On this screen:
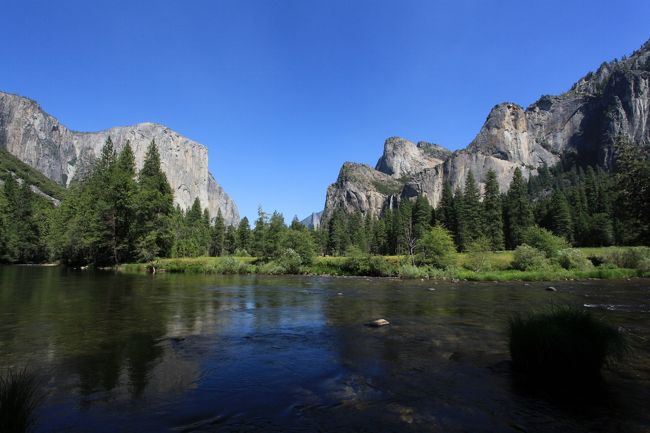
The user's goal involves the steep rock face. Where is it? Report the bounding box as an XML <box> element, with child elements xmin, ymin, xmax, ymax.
<box><xmin>375</xmin><ymin>137</ymin><xmax>449</xmax><ymax>178</ymax></box>
<box><xmin>322</xmin><ymin>39</ymin><xmax>650</xmax><ymax>220</ymax></box>
<box><xmin>0</xmin><ymin>92</ymin><xmax>239</xmax><ymax>225</ymax></box>
<box><xmin>323</xmin><ymin>162</ymin><xmax>403</xmax><ymax>220</ymax></box>
<box><xmin>300</xmin><ymin>211</ymin><xmax>323</xmax><ymax>229</ymax></box>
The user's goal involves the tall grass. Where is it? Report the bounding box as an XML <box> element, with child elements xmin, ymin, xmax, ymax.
<box><xmin>508</xmin><ymin>306</ymin><xmax>627</xmax><ymax>383</ymax></box>
<box><xmin>0</xmin><ymin>369</ymin><xmax>43</xmax><ymax>433</ymax></box>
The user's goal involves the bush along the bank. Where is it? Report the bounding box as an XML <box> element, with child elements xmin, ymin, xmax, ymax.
<box><xmin>508</xmin><ymin>306</ymin><xmax>627</xmax><ymax>383</ymax></box>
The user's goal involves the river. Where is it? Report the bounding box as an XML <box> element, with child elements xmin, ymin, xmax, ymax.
<box><xmin>0</xmin><ymin>266</ymin><xmax>648</xmax><ymax>432</ymax></box>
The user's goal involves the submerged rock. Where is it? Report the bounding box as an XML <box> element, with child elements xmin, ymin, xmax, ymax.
<box><xmin>546</xmin><ymin>286</ymin><xmax>557</xmax><ymax>292</ymax></box>
<box><xmin>366</xmin><ymin>319</ymin><xmax>390</xmax><ymax>327</ymax></box>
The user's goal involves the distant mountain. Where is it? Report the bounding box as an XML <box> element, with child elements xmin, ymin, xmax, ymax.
<box><xmin>323</xmin><ymin>39</ymin><xmax>650</xmax><ymax>220</ymax></box>
<box><xmin>0</xmin><ymin>92</ymin><xmax>239</xmax><ymax>225</ymax></box>
<box><xmin>300</xmin><ymin>211</ymin><xmax>323</xmax><ymax>229</ymax></box>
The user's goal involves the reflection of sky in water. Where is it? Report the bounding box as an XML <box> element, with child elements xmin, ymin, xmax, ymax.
<box><xmin>0</xmin><ymin>268</ymin><xmax>649</xmax><ymax>432</ymax></box>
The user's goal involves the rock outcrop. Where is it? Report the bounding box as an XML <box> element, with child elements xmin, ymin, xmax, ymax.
<box><xmin>0</xmin><ymin>92</ymin><xmax>239</xmax><ymax>225</ymax></box>
<box><xmin>322</xmin><ymin>39</ymin><xmax>650</xmax><ymax>220</ymax></box>
<box><xmin>300</xmin><ymin>211</ymin><xmax>323</xmax><ymax>229</ymax></box>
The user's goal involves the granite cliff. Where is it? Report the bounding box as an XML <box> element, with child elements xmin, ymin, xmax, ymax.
<box><xmin>321</xmin><ymin>39</ymin><xmax>650</xmax><ymax>220</ymax></box>
<box><xmin>0</xmin><ymin>92</ymin><xmax>239</xmax><ymax>225</ymax></box>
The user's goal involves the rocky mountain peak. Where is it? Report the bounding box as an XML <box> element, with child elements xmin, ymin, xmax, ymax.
<box><xmin>0</xmin><ymin>91</ymin><xmax>239</xmax><ymax>225</ymax></box>
<box><xmin>375</xmin><ymin>136</ymin><xmax>447</xmax><ymax>178</ymax></box>
<box><xmin>322</xmin><ymin>38</ymin><xmax>650</xmax><ymax>220</ymax></box>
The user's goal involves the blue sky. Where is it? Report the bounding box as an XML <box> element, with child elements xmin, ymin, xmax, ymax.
<box><xmin>2</xmin><ymin>0</ymin><xmax>649</xmax><ymax>221</ymax></box>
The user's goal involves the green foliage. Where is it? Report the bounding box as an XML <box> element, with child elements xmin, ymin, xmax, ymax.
<box><xmin>397</xmin><ymin>263</ymin><xmax>429</xmax><ymax>279</ymax></box>
<box><xmin>601</xmin><ymin>246</ymin><xmax>650</xmax><ymax>269</ymax></box>
<box><xmin>521</xmin><ymin>226</ymin><xmax>569</xmax><ymax>258</ymax></box>
<box><xmin>556</xmin><ymin>248</ymin><xmax>593</xmax><ymax>270</ymax></box>
<box><xmin>0</xmin><ymin>149</ymin><xmax>65</xmax><ymax>200</ymax></box>
<box><xmin>275</xmin><ymin>248</ymin><xmax>303</xmax><ymax>274</ymax></box>
<box><xmin>483</xmin><ymin>169</ymin><xmax>504</xmax><ymax>250</ymax></box>
<box><xmin>509</xmin><ymin>306</ymin><xmax>627</xmax><ymax>382</ymax></box>
<box><xmin>416</xmin><ymin>225</ymin><xmax>456</xmax><ymax>269</ymax></box>
<box><xmin>0</xmin><ymin>368</ymin><xmax>43</xmax><ymax>433</ymax></box>
<box><xmin>511</xmin><ymin>244</ymin><xmax>551</xmax><ymax>271</ymax></box>
<box><xmin>614</xmin><ymin>137</ymin><xmax>650</xmax><ymax>244</ymax></box>
<box><xmin>464</xmin><ymin>236</ymin><xmax>493</xmax><ymax>272</ymax></box>
<box><xmin>505</xmin><ymin>167</ymin><xmax>533</xmax><ymax>248</ymax></box>
<box><xmin>283</xmin><ymin>228</ymin><xmax>316</xmax><ymax>265</ymax></box>
<box><xmin>135</xmin><ymin>140</ymin><xmax>175</xmax><ymax>261</ymax></box>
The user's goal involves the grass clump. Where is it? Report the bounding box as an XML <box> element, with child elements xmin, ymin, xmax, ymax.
<box><xmin>0</xmin><ymin>369</ymin><xmax>43</xmax><ymax>433</ymax></box>
<box><xmin>508</xmin><ymin>306</ymin><xmax>627</xmax><ymax>383</ymax></box>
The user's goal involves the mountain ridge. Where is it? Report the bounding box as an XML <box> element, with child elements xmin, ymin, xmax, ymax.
<box><xmin>0</xmin><ymin>91</ymin><xmax>239</xmax><ymax>225</ymax></box>
<box><xmin>319</xmin><ymin>38</ymin><xmax>650</xmax><ymax>221</ymax></box>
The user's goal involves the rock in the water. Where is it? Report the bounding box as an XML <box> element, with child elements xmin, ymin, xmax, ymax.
<box><xmin>546</xmin><ymin>286</ymin><xmax>557</xmax><ymax>292</ymax></box>
<box><xmin>366</xmin><ymin>319</ymin><xmax>390</xmax><ymax>327</ymax></box>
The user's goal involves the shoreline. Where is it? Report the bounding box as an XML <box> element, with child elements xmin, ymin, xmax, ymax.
<box><xmin>115</xmin><ymin>256</ymin><xmax>648</xmax><ymax>282</ymax></box>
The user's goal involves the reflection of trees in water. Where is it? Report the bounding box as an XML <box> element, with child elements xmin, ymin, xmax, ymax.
<box><xmin>0</xmin><ymin>268</ymin><xmax>226</xmax><ymax>401</ymax></box>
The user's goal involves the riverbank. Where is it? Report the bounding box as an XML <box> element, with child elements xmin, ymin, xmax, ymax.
<box><xmin>117</xmin><ymin>247</ymin><xmax>650</xmax><ymax>282</ymax></box>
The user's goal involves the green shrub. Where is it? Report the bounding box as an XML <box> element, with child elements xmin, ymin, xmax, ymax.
<box><xmin>637</xmin><ymin>258</ymin><xmax>650</xmax><ymax>273</ymax></box>
<box><xmin>275</xmin><ymin>248</ymin><xmax>302</xmax><ymax>274</ymax></box>
<box><xmin>511</xmin><ymin>244</ymin><xmax>551</xmax><ymax>271</ymax></box>
<box><xmin>556</xmin><ymin>248</ymin><xmax>593</xmax><ymax>270</ymax></box>
<box><xmin>217</xmin><ymin>257</ymin><xmax>250</xmax><ymax>274</ymax></box>
<box><xmin>509</xmin><ymin>306</ymin><xmax>627</xmax><ymax>382</ymax></box>
<box><xmin>398</xmin><ymin>264</ymin><xmax>428</xmax><ymax>279</ymax></box>
<box><xmin>416</xmin><ymin>225</ymin><xmax>457</xmax><ymax>269</ymax></box>
<box><xmin>0</xmin><ymin>369</ymin><xmax>43</xmax><ymax>433</ymax></box>
<box><xmin>521</xmin><ymin>226</ymin><xmax>570</xmax><ymax>258</ymax></box>
<box><xmin>258</xmin><ymin>261</ymin><xmax>287</xmax><ymax>275</ymax></box>
<box><xmin>342</xmin><ymin>254</ymin><xmax>396</xmax><ymax>277</ymax></box>
<box><xmin>464</xmin><ymin>236</ymin><xmax>493</xmax><ymax>272</ymax></box>
<box><xmin>602</xmin><ymin>247</ymin><xmax>650</xmax><ymax>269</ymax></box>
<box><xmin>233</xmin><ymin>248</ymin><xmax>249</xmax><ymax>257</ymax></box>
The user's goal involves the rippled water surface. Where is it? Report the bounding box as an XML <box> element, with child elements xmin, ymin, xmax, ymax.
<box><xmin>1</xmin><ymin>266</ymin><xmax>649</xmax><ymax>432</ymax></box>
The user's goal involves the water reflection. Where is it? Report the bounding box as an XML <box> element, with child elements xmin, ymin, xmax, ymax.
<box><xmin>0</xmin><ymin>267</ymin><xmax>649</xmax><ymax>432</ymax></box>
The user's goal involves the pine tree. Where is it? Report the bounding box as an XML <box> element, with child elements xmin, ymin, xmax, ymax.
<box><xmin>327</xmin><ymin>210</ymin><xmax>348</xmax><ymax>256</ymax></box>
<box><xmin>1</xmin><ymin>175</ymin><xmax>20</xmax><ymax>261</ymax></box>
<box><xmin>483</xmin><ymin>169</ymin><xmax>504</xmax><ymax>250</ymax></box>
<box><xmin>505</xmin><ymin>167</ymin><xmax>533</xmax><ymax>248</ymax></box>
<box><xmin>461</xmin><ymin>172</ymin><xmax>483</xmax><ymax>249</ymax></box>
<box><xmin>453</xmin><ymin>186</ymin><xmax>465</xmax><ymax>250</ymax></box>
<box><xmin>548</xmin><ymin>191</ymin><xmax>573</xmax><ymax>242</ymax></box>
<box><xmin>614</xmin><ymin>137</ymin><xmax>650</xmax><ymax>244</ymax></box>
<box><xmin>135</xmin><ymin>140</ymin><xmax>174</xmax><ymax>261</ymax></box>
<box><xmin>211</xmin><ymin>210</ymin><xmax>226</xmax><ymax>256</ymax></box>
<box><xmin>224</xmin><ymin>225</ymin><xmax>238</xmax><ymax>255</ymax></box>
<box><xmin>111</xmin><ymin>141</ymin><xmax>138</xmax><ymax>263</ymax></box>
<box><xmin>237</xmin><ymin>216</ymin><xmax>252</xmax><ymax>254</ymax></box>
<box><xmin>437</xmin><ymin>181</ymin><xmax>456</xmax><ymax>233</ymax></box>
<box><xmin>252</xmin><ymin>207</ymin><xmax>268</xmax><ymax>257</ymax></box>
<box><xmin>412</xmin><ymin>195</ymin><xmax>432</xmax><ymax>241</ymax></box>
<box><xmin>265</xmin><ymin>211</ymin><xmax>286</xmax><ymax>259</ymax></box>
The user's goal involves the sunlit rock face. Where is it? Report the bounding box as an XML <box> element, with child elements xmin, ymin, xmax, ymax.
<box><xmin>322</xmin><ymin>39</ymin><xmax>650</xmax><ymax>219</ymax></box>
<box><xmin>0</xmin><ymin>92</ymin><xmax>239</xmax><ymax>225</ymax></box>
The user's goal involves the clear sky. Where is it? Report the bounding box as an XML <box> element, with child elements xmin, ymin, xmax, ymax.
<box><xmin>1</xmin><ymin>0</ymin><xmax>648</xmax><ymax>221</ymax></box>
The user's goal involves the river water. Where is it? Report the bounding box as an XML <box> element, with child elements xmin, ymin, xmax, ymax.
<box><xmin>0</xmin><ymin>266</ymin><xmax>649</xmax><ymax>432</ymax></box>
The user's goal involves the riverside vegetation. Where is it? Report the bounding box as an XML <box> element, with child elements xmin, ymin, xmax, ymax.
<box><xmin>0</xmin><ymin>137</ymin><xmax>649</xmax><ymax>282</ymax></box>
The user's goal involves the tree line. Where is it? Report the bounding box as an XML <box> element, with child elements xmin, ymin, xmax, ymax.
<box><xmin>0</xmin><ymin>137</ymin><xmax>648</xmax><ymax>265</ymax></box>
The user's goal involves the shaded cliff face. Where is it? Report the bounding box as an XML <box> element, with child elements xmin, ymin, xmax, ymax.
<box><xmin>323</xmin><ymin>39</ymin><xmax>650</xmax><ymax>219</ymax></box>
<box><xmin>0</xmin><ymin>92</ymin><xmax>239</xmax><ymax>225</ymax></box>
